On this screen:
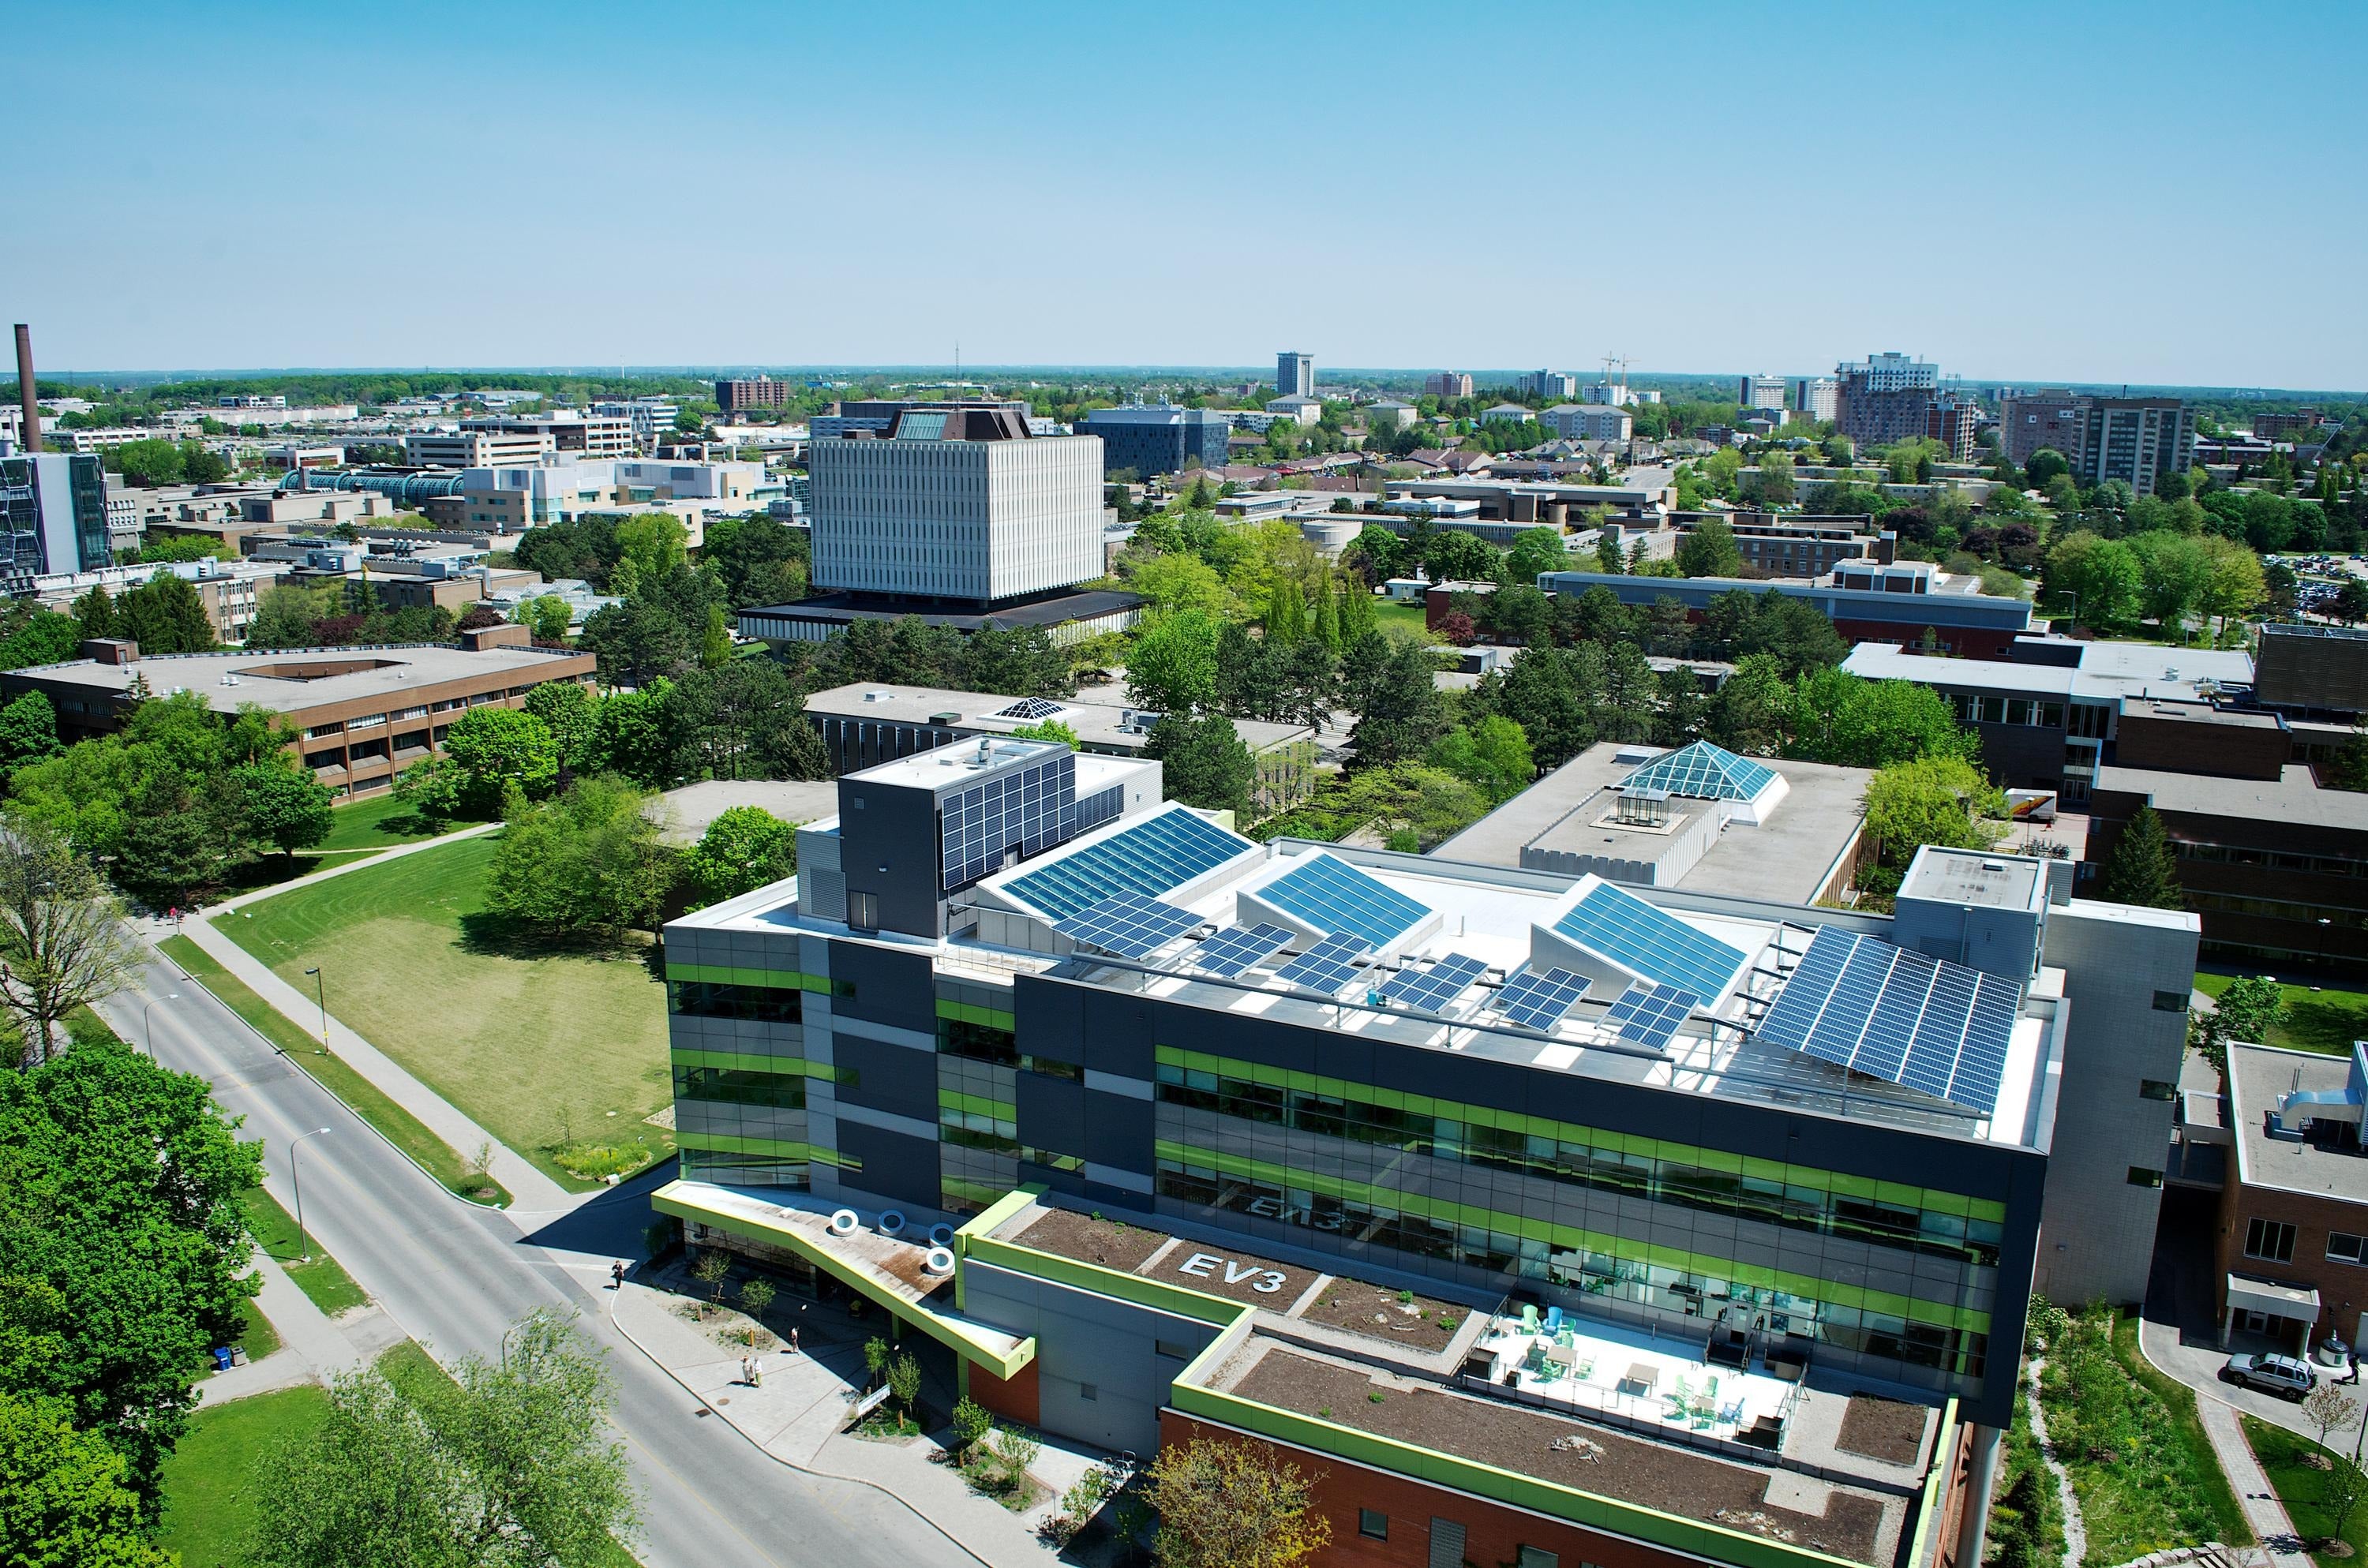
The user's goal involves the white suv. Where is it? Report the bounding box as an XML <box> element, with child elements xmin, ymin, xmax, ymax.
<box><xmin>2220</xmin><ymin>1353</ymin><xmax>2318</xmax><ymax>1401</ymax></box>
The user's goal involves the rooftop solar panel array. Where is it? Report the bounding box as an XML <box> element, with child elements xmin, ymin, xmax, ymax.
<box><xmin>1190</xmin><ymin>922</ymin><xmax>1294</xmax><ymax>979</ymax></box>
<box><xmin>1273</xmin><ymin>932</ymin><xmax>1376</xmax><ymax>995</ymax></box>
<box><xmin>1052</xmin><ymin>893</ymin><xmax>1203</xmax><ymax>960</ymax></box>
<box><xmin>1753</xmin><ymin>926</ymin><xmax>2021</xmax><ymax>1116</ymax></box>
<box><xmin>1601</xmin><ymin>981</ymin><xmax>1701</xmax><ymax>1050</ymax></box>
<box><xmin>1490</xmin><ymin>967</ymin><xmax>1592</xmax><ymax>1031</ymax></box>
<box><xmin>1002</xmin><ymin>808</ymin><xmax>1253</xmax><ymax>919</ymax></box>
<box><xmin>1377</xmin><ymin>952</ymin><xmax>1489</xmax><ymax>1014</ymax></box>
<box><xmin>1253</xmin><ymin>852</ymin><xmax>1433</xmax><ymax>948</ymax></box>
<box><xmin>1551</xmin><ymin>881</ymin><xmax>1748</xmax><ymax>1001</ymax></box>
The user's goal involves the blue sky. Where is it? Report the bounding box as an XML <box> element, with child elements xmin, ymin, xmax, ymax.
<box><xmin>7</xmin><ymin>1</ymin><xmax>2361</xmax><ymax>388</ymax></box>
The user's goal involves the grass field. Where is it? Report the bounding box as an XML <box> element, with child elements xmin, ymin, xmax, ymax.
<box><xmin>2195</xmin><ymin>971</ymin><xmax>2368</xmax><ymax>1055</ymax></box>
<box><xmin>157</xmin><ymin>1381</ymin><xmax>332</xmax><ymax>1568</ymax></box>
<box><xmin>160</xmin><ymin>935</ymin><xmax>511</xmax><ymax>1207</ymax></box>
<box><xmin>2246</xmin><ymin>1416</ymin><xmax>2368</xmax><ymax>1563</ymax></box>
<box><xmin>1370</xmin><ymin>598</ymin><xmax>1432</xmax><ymax>638</ymax></box>
<box><xmin>221</xmin><ymin>835</ymin><xmax>673</xmax><ymax>1189</ymax></box>
<box><xmin>244</xmin><ymin>1185</ymin><xmax>369</xmax><ymax>1316</ymax></box>
<box><xmin>316</xmin><ymin>788</ymin><xmax>454</xmax><ymax>853</ymax></box>
<box><xmin>234</xmin><ymin>1296</ymin><xmax>281</xmax><ymax>1362</ymax></box>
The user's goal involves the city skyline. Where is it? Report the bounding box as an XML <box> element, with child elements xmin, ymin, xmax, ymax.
<box><xmin>8</xmin><ymin>0</ymin><xmax>2362</xmax><ymax>386</ymax></box>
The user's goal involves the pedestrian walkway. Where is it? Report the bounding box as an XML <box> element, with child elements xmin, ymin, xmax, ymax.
<box><xmin>2025</xmin><ymin>1358</ymin><xmax>2089</xmax><ymax>1568</ymax></box>
<box><xmin>159</xmin><ymin>900</ymin><xmax>575</xmax><ymax>1214</ymax></box>
<box><xmin>2195</xmin><ymin>1396</ymin><xmax>2314</xmax><ymax>1568</ymax></box>
<box><xmin>199</xmin><ymin>1246</ymin><xmax>405</xmax><ymax>1405</ymax></box>
<box><xmin>605</xmin><ymin>1265</ymin><xmax>1120</xmax><ymax>1568</ymax></box>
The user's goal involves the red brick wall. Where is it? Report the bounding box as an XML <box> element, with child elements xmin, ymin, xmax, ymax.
<box><xmin>1160</xmin><ymin>1410</ymin><xmax>1699</xmax><ymax>1568</ymax></box>
<box><xmin>969</xmin><ymin>1356</ymin><xmax>1039</xmax><ymax>1427</ymax></box>
<box><xmin>2217</xmin><ymin>1181</ymin><xmax>2368</xmax><ymax>1346</ymax></box>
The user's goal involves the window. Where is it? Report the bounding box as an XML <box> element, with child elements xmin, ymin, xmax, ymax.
<box><xmin>2153</xmin><ymin>991</ymin><xmax>2189</xmax><ymax>1013</ymax></box>
<box><xmin>1155</xmin><ymin>1339</ymin><xmax>1191</xmax><ymax>1360</ymax></box>
<box><xmin>847</xmin><ymin>891</ymin><xmax>879</xmax><ymax>930</ymax></box>
<box><xmin>2331</xmin><ymin>1233</ymin><xmax>2367</xmax><ymax>1265</ymax></box>
<box><xmin>1519</xmin><ymin>1551</ymin><xmax>1560</xmax><ymax>1568</ymax></box>
<box><xmin>2140</xmin><ymin>1080</ymin><xmax>2176</xmax><ymax>1101</ymax></box>
<box><xmin>2247</xmin><ymin>1218</ymin><xmax>2298</xmax><ymax>1263</ymax></box>
<box><xmin>1077</xmin><ymin>1383</ymin><xmax>1097</xmax><ymax>1401</ymax></box>
<box><xmin>2126</xmin><ymin>1166</ymin><xmax>2163</xmax><ymax>1188</ymax></box>
<box><xmin>1358</xmin><ymin>1510</ymin><xmax>1388</xmax><ymax>1540</ymax></box>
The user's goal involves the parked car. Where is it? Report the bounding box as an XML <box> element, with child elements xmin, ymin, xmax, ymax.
<box><xmin>2220</xmin><ymin>1353</ymin><xmax>2318</xmax><ymax>1400</ymax></box>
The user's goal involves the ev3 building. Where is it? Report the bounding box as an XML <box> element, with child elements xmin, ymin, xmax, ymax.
<box><xmin>658</xmin><ymin>738</ymin><xmax>2196</xmax><ymax>1568</ymax></box>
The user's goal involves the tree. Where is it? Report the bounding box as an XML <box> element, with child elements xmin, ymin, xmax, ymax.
<box><xmin>1674</xmin><ymin>516</ymin><xmax>1743</xmax><ymax>578</ymax></box>
<box><xmin>0</xmin><ymin>1040</ymin><xmax>262</xmax><ymax>1510</ymax></box>
<box><xmin>2101</xmin><ymin>805</ymin><xmax>2184</xmax><ymax>910</ymax></box>
<box><xmin>1126</xmin><ymin>611</ymin><xmax>1223</xmax><ymax>715</ymax></box>
<box><xmin>2044</xmin><ymin>531</ymin><xmax>2141</xmax><ymax>630</ymax></box>
<box><xmin>678</xmin><ymin>806</ymin><xmax>798</xmax><ymax>911</ymax></box>
<box><xmin>887</xmin><ymin>1352</ymin><xmax>921</xmax><ymax>1425</ymax></box>
<box><xmin>1787</xmin><ymin>669</ymin><xmax>1975</xmax><ymax>769</ymax></box>
<box><xmin>1145</xmin><ymin>714</ymin><xmax>1255</xmax><ymax>818</ymax></box>
<box><xmin>1144</xmin><ymin>1437</ymin><xmax>1331</xmax><ymax>1568</ymax></box>
<box><xmin>2302</xmin><ymin>1383</ymin><xmax>2358</xmax><ymax>1466</ymax></box>
<box><xmin>2210</xmin><ymin>975</ymin><xmax>2288</xmax><ymax>1053</ymax></box>
<box><xmin>440</xmin><ymin>706</ymin><xmax>560</xmax><ymax>813</ymax></box>
<box><xmin>523</xmin><ymin>679</ymin><xmax>599</xmax><ymax>773</ymax></box>
<box><xmin>1861</xmin><ymin>754</ymin><xmax>2006</xmax><ymax>870</ymax></box>
<box><xmin>115</xmin><ymin>575</ymin><xmax>216</xmax><ymax>655</ymax></box>
<box><xmin>1426</xmin><ymin>716</ymin><xmax>1534</xmax><ymax>803</ymax></box>
<box><xmin>609</xmin><ymin>512</ymin><xmax>689</xmax><ymax>593</ymax></box>
<box><xmin>0</xmin><ymin>607</ymin><xmax>89</xmax><ymax>673</ymax></box>
<box><xmin>589</xmin><ymin>682</ymin><xmax>680</xmax><ymax>788</ymax></box>
<box><xmin>482</xmin><ymin>776</ymin><xmax>673</xmax><ymax>939</ymax></box>
<box><xmin>0</xmin><ymin>1391</ymin><xmax>174</xmax><ymax>1567</ymax></box>
<box><xmin>1504</xmin><ymin>526</ymin><xmax>1570</xmax><ymax>585</ymax></box>
<box><xmin>736</xmin><ymin>1278</ymin><xmax>776</xmax><ymax>1345</ymax></box>
<box><xmin>107</xmin><ymin>440</ymin><xmax>185</xmax><ymax>487</ymax></box>
<box><xmin>2025</xmin><ymin>447</ymin><xmax>2071</xmax><ymax>488</ymax></box>
<box><xmin>2129</xmin><ymin>531</ymin><xmax>2213</xmax><ymax>635</ymax></box>
<box><xmin>0</xmin><ymin>825</ymin><xmax>139</xmax><ymax>1066</ymax></box>
<box><xmin>71</xmin><ymin>585</ymin><xmax>117</xmax><ymax>641</ymax></box>
<box><xmin>526</xmin><ymin>594</ymin><xmax>575</xmax><ymax>644</ymax></box>
<box><xmin>249</xmin><ymin>1308</ymin><xmax>637</xmax><ymax>1568</ymax></box>
<box><xmin>1424</xmin><ymin>528</ymin><xmax>1501</xmax><ymax>584</ymax></box>
<box><xmin>246</xmin><ymin>585</ymin><xmax>339</xmax><ymax>649</ymax></box>
<box><xmin>1008</xmin><ymin>718</ymin><xmax>1081</xmax><ymax>748</ymax></box>
<box><xmin>0</xmin><ymin>690</ymin><xmax>62</xmax><ymax>776</ymax></box>
<box><xmin>1129</xmin><ymin>552</ymin><xmax>1232</xmax><ymax>619</ymax></box>
<box><xmin>1340</xmin><ymin>634</ymin><xmax>1448</xmax><ymax>765</ymax></box>
<box><xmin>234</xmin><ymin>764</ymin><xmax>335</xmax><ymax>861</ymax></box>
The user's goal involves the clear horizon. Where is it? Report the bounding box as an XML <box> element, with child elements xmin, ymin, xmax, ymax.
<box><xmin>8</xmin><ymin>0</ymin><xmax>2362</xmax><ymax>388</ymax></box>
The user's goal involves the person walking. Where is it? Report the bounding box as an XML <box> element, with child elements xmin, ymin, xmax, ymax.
<box><xmin>748</xmin><ymin>1356</ymin><xmax>762</xmax><ymax>1389</ymax></box>
<box><xmin>611</xmin><ymin>1260</ymin><xmax>627</xmax><ymax>1290</ymax></box>
<box><xmin>2347</xmin><ymin>1348</ymin><xmax>2360</xmax><ymax>1386</ymax></box>
<box><xmin>740</xmin><ymin>1355</ymin><xmax>754</xmax><ymax>1387</ymax></box>
<box><xmin>788</xmin><ymin>1327</ymin><xmax>800</xmax><ymax>1357</ymax></box>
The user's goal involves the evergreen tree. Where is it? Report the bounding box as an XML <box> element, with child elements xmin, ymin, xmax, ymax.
<box><xmin>2101</xmin><ymin>805</ymin><xmax>2185</xmax><ymax>910</ymax></box>
<box><xmin>1336</xmin><ymin>576</ymin><xmax>1375</xmax><ymax>645</ymax></box>
<box><xmin>1265</xmin><ymin>579</ymin><xmax>1307</xmax><ymax>646</ymax></box>
<box><xmin>71</xmin><ymin>585</ymin><xmax>116</xmax><ymax>641</ymax></box>
<box><xmin>1311</xmin><ymin>574</ymin><xmax>1341</xmax><ymax>652</ymax></box>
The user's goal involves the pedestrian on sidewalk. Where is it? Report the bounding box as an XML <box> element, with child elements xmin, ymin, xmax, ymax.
<box><xmin>748</xmin><ymin>1357</ymin><xmax>762</xmax><ymax>1389</ymax></box>
<box><xmin>740</xmin><ymin>1355</ymin><xmax>754</xmax><ymax>1387</ymax></box>
<box><xmin>787</xmin><ymin>1328</ymin><xmax>800</xmax><ymax>1357</ymax></box>
<box><xmin>2348</xmin><ymin>1348</ymin><xmax>2360</xmax><ymax>1385</ymax></box>
<box><xmin>611</xmin><ymin>1260</ymin><xmax>626</xmax><ymax>1290</ymax></box>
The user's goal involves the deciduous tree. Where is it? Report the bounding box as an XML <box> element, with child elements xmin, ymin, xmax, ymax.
<box><xmin>1145</xmin><ymin>1438</ymin><xmax>1331</xmax><ymax>1568</ymax></box>
<box><xmin>482</xmin><ymin>776</ymin><xmax>673</xmax><ymax>939</ymax></box>
<box><xmin>678</xmin><ymin>806</ymin><xmax>798</xmax><ymax>911</ymax></box>
<box><xmin>0</xmin><ymin>1391</ymin><xmax>174</xmax><ymax>1566</ymax></box>
<box><xmin>0</xmin><ymin>824</ymin><xmax>139</xmax><ymax>1065</ymax></box>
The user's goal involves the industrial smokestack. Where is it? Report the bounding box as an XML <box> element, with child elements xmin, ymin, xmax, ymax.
<box><xmin>13</xmin><ymin>324</ymin><xmax>36</xmax><ymax>453</ymax></box>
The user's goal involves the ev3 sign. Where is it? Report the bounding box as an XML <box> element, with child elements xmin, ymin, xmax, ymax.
<box><xmin>1175</xmin><ymin>1250</ymin><xmax>1289</xmax><ymax>1294</ymax></box>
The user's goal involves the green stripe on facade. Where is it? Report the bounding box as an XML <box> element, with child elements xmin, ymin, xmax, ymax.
<box><xmin>939</xmin><ymin>1088</ymin><xmax>1016</xmax><ymax>1120</ymax></box>
<box><xmin>1153</xmin><ymin>1139</ymin><xmax>1989</xmax><ymax>1335</ymax></box>
<box><xmin>676</xmin><ymin>1131</ymin><xmax>860</xmax><ymax>1169</ymax></box>
<box><xmin>1152</xmin><ymin>1046</ymin><xmax>2003</xmax><ymax>1227</ymax></box>
<box><xmin>670</xmin><ymin>1049</ymin><xmax>841</xmax><ymax>1080</ymax></box>
<box><xmin>935</xmin><ymin>998</ymin><xmax>1017</xmax><ymax>1031</ymax></box>
<box><xmin>667</xmin><ymin>962</ymin><xmax>831</xmax><ymax>993</ymax></box>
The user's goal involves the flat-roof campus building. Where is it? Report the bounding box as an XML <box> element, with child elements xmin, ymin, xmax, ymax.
<box><xmin>1538</xmin><ymin>564</ymin><xmax>2039</xmax><ymax>660</ymax></box>
<box><xmin>654</xmin><ymin>733</ymin><xmax>2198</xmax><ymax>1568</ymax></box>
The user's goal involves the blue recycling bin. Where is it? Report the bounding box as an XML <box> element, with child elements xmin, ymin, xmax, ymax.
<box><xmin>212</xmin><ymin>1346</ymin><xmax>234</xmax><ymax>1372</ymax></box>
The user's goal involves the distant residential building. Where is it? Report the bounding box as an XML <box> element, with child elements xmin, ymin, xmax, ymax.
<box><xmin>2080</xmin><ymin>397</ymin><xmax>2194</xmax><ymax>498</ymax></box>
<box><xmin>1422</xmin><ymin>371</ymin><xmax>1473</xmax><ymax>399</ymax></box>
<box><xmin>1365</xmin><ymin>399</ymin><xmax>1418</xmax><ymax>431</ymax></box>
<box><xmin>1517</xmin><ymin>369</ymin><xmax>1579</xmax><ymax>400</ymax></box>
<box><xmin>1583</xmin><ymin>380</ymin><xmax>1635</xmax><ymax>407</ymax></box>
<box><xmin>0</xmin><ymin>450</ymin><xmax>111</xmax><ymax>580</ymax></box>
<box><xmin>1671</xmin><ymin>511</ymin><xmax>1889</xmax><ymax>578</ymax></box>
<box><xmin>1262</xmin><ymin>395</ymin><xmax>1322</xmax><ymax>428</ymax></box>
<box><xmin>1791</xmin><ymin>376</ymin><xmax>1840</xmax><ymax>422</ymax></box>
<box><xmin>1737</xmin><ymin>375</ymin><xmax>1788</xmax><ymax>413</ymax></box>
<box><xmin>715</xmin><ymin>376</ymin><xmax>796</xmax><ymax>415</ymax></box>
<box><xmin>1275</xmin><ymin>350</ymin><xmax>1314</xmax><ymax>399</ymax></box>
<box><xmin>1076</xmin><ymin>406</ymin><xmax>1232</xmax><ymax>477</ymax></box>
<box><xmin>1478</xmin><ymin>402</ymin><xmax>1534</xmax><ymax>425</ymax></box>
<box><xmin>1542</xmin><ymin>403</ymin><xmax>1632</xmax><ymax>441</ymax></box>
<box><xmin>1835</xmin><ymin>353</ymin><xmax>1941</xmax><ymax>448</ymax></box>
<box><xmin>1998</xmin><ymin>389</ymin><xmax>2090</xmax><ymax>469</ymax></box>
<box><xmin>217</xmin><ymin>394</ymin><xmax>286</xmax><ymax>410</ymax></box>
<box><xmin>2252</xmin><ymin>410</ymin><xmax>2327</xmax><ymax>441</ymax></box>
<box><xmin>1928</xmin><ymin>394</ymin><xmax>1982</xmax><ymax>462</ymax></box>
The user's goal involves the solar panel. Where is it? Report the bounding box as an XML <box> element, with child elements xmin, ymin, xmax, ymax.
<box><xmin>1489</xmin><ymin>967</ymin><xmax>1591</xmax><ymax>1031</ymax></box>
<box><xmin>1253</xmin><ymin>852</ymin><xmax>1432</xmax><ymax>948</ymax></box>
<box><xmin>1753</xmin><ymin>925</ymin><xmax>2022</xmax><ymax>1116</ymax></box>
<box><xmin>1601</xmin><ymin>981</ymin><xmax>1700</xmax><ymax>1050</ymax></box>
<box><xmin>1053</xmin><ymin>893</ymin><xmax>1203</xmax><ymax>960</ymax></box>
<box><xmin>1190</xmin><ymin>922</ymin><xmax>1294</xmax><ymax>979</ymax></box>
<box><xmin>1002</xmin><ymin>808</ymin><xmax>1254</xmax><ymax>919</ymax></box>
<box><xmin>1273</xmin><ymin>932</ymin><xmax>1375</xmax><ymax>995</ymax></box>
<box><xmin>995</xmin><ymin>697</ymin><xmax>1066</xmax><ymax>720</ymax></box>
<box><xmin>1378</xmin><ymin>952</ymin><xmax>1489</xmax><ymax>1014</ymax></box>
<box><xmin>1552</xmin><ymin>881</ymin><xmax>1748</xmax><ymax>1001</ymax></box>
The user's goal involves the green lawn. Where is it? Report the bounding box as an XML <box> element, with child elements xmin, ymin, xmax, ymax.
<box><xmin>316</xmin><ymin>788</ymin><xmax>455</xmax><ymax>853</ymax></box>
<box><xmin>2195</xmin><ymin>972</ymin><xmax>2368</xmax><ymax>1055</ymax></box>
<box><xmin>2246</xmin><ymin>1416</ymin><xmax>2368</xmax><ymax>1563</ymax></box>
<box><xmin>160</xmin><ymin>934</ymin><xmax>511</xmax><ymax>1207</ymax></box>
<box><xmin>1371</xmin><ymin>598</ymin><xmax>1433</xmax><ymax>638</ymax></box>
<box><xmin>243</xmin><ymin>1185</ymin><xmax>369</xmax><ymax>1316</ymax></box>
<box><xmin>157</xmin><ymin>1381</ymin><xmax>332</xmax><ymax>1568</ymax></box>
<box><xmin>220</xmin><ymin>835</ymin><xmax>673</xmax><ymax>1190</ymax></box>
<box><xmin>234</xmin><ymin>1295</ymin><xmax>281</xmax><ymax>1362</ymax></box>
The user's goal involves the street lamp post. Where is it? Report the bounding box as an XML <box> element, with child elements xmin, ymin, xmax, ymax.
<box><xmin>140</xmin><ymin>992</ymin><xmax>181</xmax><ymax>1057</ymax></box>
<box><xmin>290</xmin><ymin>1126</ymin><xmax>332</xmax><ymax>1263</ymax></box>
<box><xmin>302</xmin><ymin>967</ymin><xmax>327</xmax><ymax>1051</ymax></box>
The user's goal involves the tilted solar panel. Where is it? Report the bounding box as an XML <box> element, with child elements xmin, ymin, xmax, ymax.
<box><xmin>1489</xmin><ymin>967</ymin><xmax>1592</xmax><ymax>1031</ymax></box>
<box><xmin>1273</xmin><ymin>931</ymin><xmax>1375</xmax><ymax>995</ymax></box>
<box><xmin>1753</xmin><ymin>924</ymin><xmax>2022</xmax><ymax>1116</ymax></box>
<box><xmin>1254</xmin><ymin>852</ymin><xmax>1431</xmax><ymax>948</ymax></box>
<box><xmin>1190</xmin><ymin>922</ymin><xmax>1295</xmax><ymax>979</ymax></box>
<box><xmin>1378</xmin><ymin>952</ymin><xmax>1489</xmax><ymax>1014</ymax></box>
<box><xmin>1052</xmin><ymin>893</ymin><xmax>1203</xmax><ymax>960</ymax></box>
<box><xmin>1601</xmin><ymin>981</ymin><xmax>1700</xmax><ymax>1050</ymax></box>
<box><xmin>1004</xmin><ymin>808</ymin><xmax>1253</xmax><ymax>919</ymax></box>
<box><xmin>1551</xmin><ymin>881</ymin><xmax>1748</xmax><ymax>1001</ymax></box>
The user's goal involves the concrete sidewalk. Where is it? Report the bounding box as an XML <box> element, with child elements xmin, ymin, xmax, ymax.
<box><xmin>199</xmin><ymin>1246</ymin><xmax>407</xmax><ymax>1405</ymax></box>
<box><xmin>210</xmin><ymin>820</ymin><xmax>504</xmax><ymax>913</ymax></box>
<box><xmin>607</xmin><ymin>1267</ymin><xmax>1125</xmax><ymax>1568</ymax></box>
<box><xmin>155</xmin><ymin>843</ymin><xmax>577</xmax><ymax>1213</ymax></box>
<box><xmin>2195</xmin><ymin>1397</ymin><xmax>2313</xmax><ymax>1568</ymax></box>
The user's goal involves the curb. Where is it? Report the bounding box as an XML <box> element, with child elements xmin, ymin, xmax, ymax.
<box><xmin>601</xmin><ymin>1278</ymin><xmax>1000</xmax><ymax>1568</ymax></box>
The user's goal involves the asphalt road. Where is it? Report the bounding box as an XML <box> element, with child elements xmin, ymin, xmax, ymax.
<box><xmin>104</xmin><ymin>949</ymin><xmax>972</xmax><ymax>1568</ymax></box>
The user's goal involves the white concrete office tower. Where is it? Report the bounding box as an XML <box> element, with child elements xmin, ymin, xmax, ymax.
<box><xmin>808</xmin><ymin>406</ymin><xmax>1103</xmax><ymax>604</ymax></box>
<box><xmin>1276</xmin><ymin>351</ymin><xmax>1313</xmax><ymax>399</ymax></box>
<box><xmin>1792</xmin><ymin>376</ymin><xmax>1840</xmax><ymax>421</ymax></box>
<box><xmin>1738</xmin><ymin>374</ymin><xmax>1787</xmax><ymax>413</ymax></box>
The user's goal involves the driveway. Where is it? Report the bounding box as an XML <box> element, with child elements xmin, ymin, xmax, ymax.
<box><xmin>2141</xmin><ymin>1186</ymin><xmax>2360</xmax><ymax>1443</ymax></box>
